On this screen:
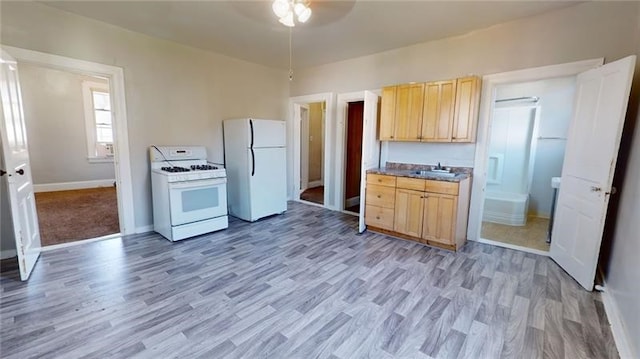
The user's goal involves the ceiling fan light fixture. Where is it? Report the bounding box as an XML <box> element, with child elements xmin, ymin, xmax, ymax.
<box><xmin>272</xmin><ymin>0</ymin><xmax>290</xmax><ymax>18</ymax></box>
<box><xmin>297</xmin><ymin>7</ymin><xmax>311</xmax><ymax>23</ymax></box>
<box><xmin>278</xmin><ymin>10</ymin><xmax>295</xmax><ymax>27</ymax></box>
<box><xmin>273</xmin><ymin>0</ymin><xmax>311</xmax><ymax>26</ymax></box>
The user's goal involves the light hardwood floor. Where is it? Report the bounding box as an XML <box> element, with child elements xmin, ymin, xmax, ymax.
<box><xmin>0</xmin><ymin>202</ymin><xmax>618</xmax><ymax>358</ymax></box>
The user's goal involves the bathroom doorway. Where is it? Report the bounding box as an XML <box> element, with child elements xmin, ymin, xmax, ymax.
<box><xmin>299</xmin><ymin>101</ymin><xmax>326</xmax><ymax>206</ymax></box>
<box><xmin>480</xmin><ymin>76</ymin><xmax>576</xmax><ymax>252</ymax></box>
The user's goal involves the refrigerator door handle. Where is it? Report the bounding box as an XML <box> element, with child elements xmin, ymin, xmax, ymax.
<box><xmin>249</xmin><ymin>119</ymin><xmax>254</xmax><ymax>148</ymax></box>
<box><xmin>251</xmin><ymin>148</ymin><xmax>255</xmax><ymax>176</ymax></box>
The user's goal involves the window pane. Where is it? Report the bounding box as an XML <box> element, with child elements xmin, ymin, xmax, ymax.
<box><xmin>92</xmin><ymin>91</ymin><xmax>111</xmax><ymax>111</ymax></box>
<box><xmin>94</xmin><ymin>110</ymin><xmax>112</xmax><ymax>125</ymax></box>
<box><xmin>96</xmin><ymin>126</ymin><xmax>113</xmax><ymax>143</ymax></box>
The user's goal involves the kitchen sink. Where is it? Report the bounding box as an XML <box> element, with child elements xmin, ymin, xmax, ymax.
<box><xmin>412</xmin><ymin>170</ymin><xmax>457</xmax><ymax>178</ymax></box>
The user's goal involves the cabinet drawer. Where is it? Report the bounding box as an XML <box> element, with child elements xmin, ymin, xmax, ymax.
<box><xmin>365</xmin><ymin>205</ymin><xmax>394</xmax><ymax>230</ymax></box>
<box><xmin>396</xmin><ymin>177</ymin><xmax>425</xmax><ymax>191</ymax></box>
<box><xmin>366</xmin><ymin>185</ymin><xmax>396</xmax><ymax>208</ymax></box>
<box><xmin>425</xmin><ymin>180</ymin><xmax>459</xmax><ymax>195</ymax></box>
<box><xmin>367</xmin><ymin>174</ymin><xmax>397</xmax><ymax>187</ymax></box>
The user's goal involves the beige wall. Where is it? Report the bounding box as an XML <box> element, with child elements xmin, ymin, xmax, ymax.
<box><xmin>307</xmin><ymin>102</ymin><xmax>323</xmax><ymax>183</ymax></box>
<box><xmin>18</xmin><ymin>63</ymin><xmax>115</xmax><ymax>185</ymax></box>
<box><xmin>1</xmin><ymin>2</ymin><xmax>289</xmax><ymax>230</ymax></box>
<box><xmin>292</xmin><ymin>2</ymin><xmax>639</xmax><ymax>170</ymax></box>
<box><xmin>603</xmin><ymin>4</ymin><xmax>640</xmax><ymax>356</ymax></box>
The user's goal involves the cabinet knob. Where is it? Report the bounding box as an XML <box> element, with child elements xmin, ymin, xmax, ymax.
<box><xmin>390</xmin><ymin>136</ymin><xmax>394</xmax><ymax>139</ymax></box>
<box><xmin>377</xmin><ymin>195</ymin><xmax>381</xmax><ymax>198</ymax></box>
<box><xmin>378</xmin><ymin>179</ymin><xmax>382</xmax><ymax>182</ymax></box>
<box><xmin>376</xmin><ymin>216</ymin><xmax>380</xmax><ymax>220</ymax></box>
<box><xmin>451</xmin><ymin>136</ymin><xmax>456</xmax><ymax>139</ymax></box>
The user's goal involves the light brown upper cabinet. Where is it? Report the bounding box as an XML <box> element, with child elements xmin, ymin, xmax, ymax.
<box><xmin>422</xmin><ymin>80</ymin><xmax>456</xmax><ymax>142</ymax></box>
<box><xmin>379</xmin><ymin>83</ymin><xmax>424</xmax><ymax>141</ymax></box>
<box><xmin>379</xmin><ymin>76</ymin><xmax>481</xmax><ymax>143</ymax></box>
<box><xmin>452</xmin><ymin>76</ymin><xmax>481</xmax><ymax>142</ymax></box>
<box><xmin>394</xmin><ymin>83</ymin><xmax>424</xmax><ymax>141</ymax></box>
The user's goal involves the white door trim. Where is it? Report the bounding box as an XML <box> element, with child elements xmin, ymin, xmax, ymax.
<box><xmin>288</xmin><ymin>93</ymin><xmax>334</xmax><ymax>209</ymax></box>
<box><xmin>299</xmin><ymin>105</ymin><xmax>309</xmax><ymax>192</ymax></box>
<box><xmin>4</xmin><ymin>45</ymin><xmax>136</xmax><ymax>235</ymax></box>
<box><xmin>467</xmin><ymin>58</ymin><xmax>604</xmax><ymax>243</ymax></box>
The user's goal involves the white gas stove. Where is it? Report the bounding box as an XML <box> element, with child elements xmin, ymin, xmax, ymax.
<box><xmin>150</xmin><ymin>146</ymin><xmax>228</xmax><ymax>241</ymax></box>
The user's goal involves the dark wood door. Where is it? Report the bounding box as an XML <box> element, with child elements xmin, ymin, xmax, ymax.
<box><xmin>345</xmin><ymin>101</ymin><xmax>364</xmax><ymax>203</ymax></box>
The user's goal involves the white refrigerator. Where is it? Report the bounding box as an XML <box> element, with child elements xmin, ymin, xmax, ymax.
<box><xmin>223</xmin><ymin>118</ymin><xmax>287</xmax><ymax>222</ymax></box>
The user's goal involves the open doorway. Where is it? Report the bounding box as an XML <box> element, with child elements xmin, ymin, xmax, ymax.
<box><xmin>299</xmin><ymin>101</ymin><xmax>325</xmax><ymax>205</ymax></box>
<box><xmin>480</xmin><ymin>77</ymin><xmax>576</xmax><ymax>252</ymax></box>
<box><xmin>18</xmin><ymin>63</ymin><xmax>121</xmax><ymax>246</ymax></box>
<box><xmin>344</xmin><ymin>101</ymin><xmax>364</xmax><ymax>214</ymax></box>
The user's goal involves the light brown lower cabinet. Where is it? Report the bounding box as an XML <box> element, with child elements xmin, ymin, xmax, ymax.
<box><xmin>365</xmin><ymin>173</ymin><xmax>471</xmax><ymax>251</ymax></box>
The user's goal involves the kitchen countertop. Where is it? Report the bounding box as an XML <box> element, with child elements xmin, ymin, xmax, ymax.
<box><xmin>367</xmin><ymin>162</ymin><xmax>472</xmax><ymax>182</ymax></box>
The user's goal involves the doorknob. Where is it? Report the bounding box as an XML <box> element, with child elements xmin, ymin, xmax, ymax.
<box><xmin>590</xmin><ymin>186</ymin><xmax>602</xmax><ymax>192</ymax></box>
<box><xmin>16</xmin><ymin>169</ymin><xmax>24</xmax><ymax>175</ymax></box>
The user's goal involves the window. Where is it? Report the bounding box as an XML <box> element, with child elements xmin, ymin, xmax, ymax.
<box><xmin>82</xmin><ymin>80</ymin><xmax>114</xmax><ymax>162</ymax></box>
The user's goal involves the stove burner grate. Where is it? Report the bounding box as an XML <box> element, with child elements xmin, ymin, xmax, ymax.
<box><xmin>161</xmin><ymin>166</ymin><xmax>191</xmax><ymax>173</ymax></box>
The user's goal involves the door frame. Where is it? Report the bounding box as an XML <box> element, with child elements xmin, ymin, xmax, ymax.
<box><xmin>335</xmin><ymin>90</ymin><xmax>381</xmax><ymax>213</ymax></box>
<box><xmin>288</xmin><ymin>93</ymin><xmax>334</xmax><ymax>208</ymax></box>
<box><xmin>299</xmin><ymin>104</ymin><xmax>309</xmax><ymax>192</ymax></box>
<box><xmin>467</xmin><ymin>58</ymin><xmax>604</xmax><ymax>251</ymax></box>
<box><xmin>3</xmin><ymin>45</ymin><xmax>136</xmax><ymax>236</ymax></box>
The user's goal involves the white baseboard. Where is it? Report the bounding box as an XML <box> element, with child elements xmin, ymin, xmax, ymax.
<box><xmin>34</xmin><ymin>179</ymin><xmax>116</xmax><ymax>193</ymax></box>
<box><xmin>346</xmin><ymin>196</ymin><xmax>360</xmax><ymax>207</ymax></box>
<box><xmin>0</xmin><ymin>249</ymin><xmax>17</xmax><ymax>259</ymax></box>
<box><xmin>600</xmin><ymin>281</ymin><xmax>635</xmax><ymax>359</ymax></box>
<box><xmin>136</xmin><ymin>225</ymin><xmax>154</xmax><ymax>234</ymax></box>
<box><xmin>308</xmin><ymin>180</ymin><xmax>323</xmax><ymax>188</ymax></box>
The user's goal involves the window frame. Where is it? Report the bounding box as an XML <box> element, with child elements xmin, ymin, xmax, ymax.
<box><xmin>82</xmin><ymin>80</ymin><xmax>114</xmax><ymax>163</ymax></box>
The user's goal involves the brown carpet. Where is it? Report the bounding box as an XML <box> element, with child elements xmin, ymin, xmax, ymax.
<box><xmin>300</xmin><ymin>186</ymin><xmax>324</xmax><ymax>205</ymax></box>
<box><xmin>35</xmin><ymin>187</ymin><xmax>120</xmax><ymax>246</ymax></box>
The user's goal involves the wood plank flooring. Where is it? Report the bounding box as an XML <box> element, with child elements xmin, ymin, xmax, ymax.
<box><xmin>0</xmin><ymin>202</ymin><xmax>618</xmax><ymax>358</ymax></box>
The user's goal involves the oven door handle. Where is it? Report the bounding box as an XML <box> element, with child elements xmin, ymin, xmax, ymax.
<box><xmin>251</xmin><ymin>148</ymin><xmax>255</xmax><ymax>176</ymax></box>
<box><xmin>169</xmin><ymin>178</ymin><xmax>226</xmax><ymax>189</ymax></box>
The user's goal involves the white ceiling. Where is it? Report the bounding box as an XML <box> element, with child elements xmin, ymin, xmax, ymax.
<box><xmin>44</xmin><ymin>1</ymin><xmax>581</xmax><ymax>69</ymax></box>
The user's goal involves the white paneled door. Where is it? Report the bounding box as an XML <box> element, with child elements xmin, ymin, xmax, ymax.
<box><xmin>550</xmin><ymin>55</ymin><xmax>636</xmax><ymax>290</ymax></box>
<box><xmin>359</xmin><ymin>91</ymin><xmax>380</xmax><ymax>233</ymax></box>
<box><xmin>0</xmin><ymin>49</ymin><xmax>42</xmax><ymax>281</ymax></box>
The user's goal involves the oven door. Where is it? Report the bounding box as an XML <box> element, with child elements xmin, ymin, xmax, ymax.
<box><xmin>168</xmin><ymin>178</ymin><xmax>227</xmax><ymax>226</ymax></box>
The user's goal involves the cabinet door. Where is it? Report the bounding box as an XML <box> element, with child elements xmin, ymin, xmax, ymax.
<box><xmin>365</xmin><ymin>205</ymin><xmax>394</xmax><ymax>230</ymax></box>
<box><xmin>422</xmin><ymin>80</ymin><xmax>456</xmax><ymax>142</ymax></box>
<box><xmin>422</xmin><ymin>194</ymin><xmax>457</xmax><ymax>245</ymax></box>
<box><xmin>394</xmin><ymin>83</ymin><xmax>424</xmax><ymax>141</ymax></box>
<box><xmin>452</xmin><ymin>76</ymin><xmax>481</xmax><ymax>142</ymax></box>
<box><xmin>394</xmin><ymin>188</ymin><xmax>424</xmax><ymax>237</ymax></box>
<box><xmin>379</xmin><ymin>86</ymin><xmax>397</xmax><ymax>140</ymax></box>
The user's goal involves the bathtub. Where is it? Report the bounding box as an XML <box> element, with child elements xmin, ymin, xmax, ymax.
<box><xmin>483</xmin><ymin>191</ymin><xmax>529</xmax><ymax>226</ymax></box>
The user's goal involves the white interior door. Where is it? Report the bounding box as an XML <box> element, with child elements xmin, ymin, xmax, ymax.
<box><xmin>0</xmin><ymin>49</ymin><xmax>42</xmax><ymax>281</ymax></box>
<box><xmin>550</xmin><ymin>55</ymin><xmax>635</xmax><ymax>290</ymax></box>
<box><xmin>359</xmin><ymin>91</ymin><xmax>380</xmax><ymax>233</ymax></box>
